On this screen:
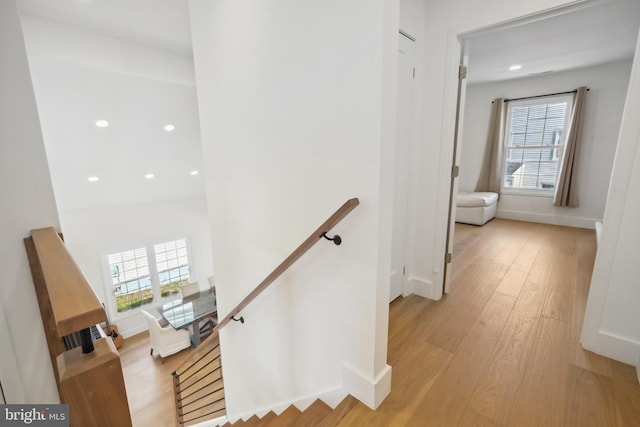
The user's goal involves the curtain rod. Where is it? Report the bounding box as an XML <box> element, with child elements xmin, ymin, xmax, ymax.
<box><xmin>494</xmin><ymin>88</ymin><xmax>589</xmax><ymax>103</ymax></box>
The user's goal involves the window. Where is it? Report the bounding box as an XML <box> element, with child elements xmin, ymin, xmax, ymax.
<box><xmin>154</xmin><ymin>239</ymin><xmax>190</xmax><ymax>297</ymax></box>
<box><xmin>502</xmin><ymin>95</ymin><xmax>572</xmax><ymax>194</ymax></box>
<box><xmin>109</xmin><ymin>247</ymin><xmax>152</xmax><ymax>312</ymax></box>
<box><xmin>107</xmin><ymin>239</ymin><xmax>190</xmax><ymax>313</ymax></box>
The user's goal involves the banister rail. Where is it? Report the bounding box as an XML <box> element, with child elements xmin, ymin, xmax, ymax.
<box><xmin>172</xmin><ymin>197</ymin><xmax>359</xmax><ymax>425</ymax></box>
<box><xmin>214</xmin><ymin>197</ymin><xmax>359</xmax><ymax>336</ymax></box>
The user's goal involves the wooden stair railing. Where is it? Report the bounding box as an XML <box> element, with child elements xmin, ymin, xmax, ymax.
<box><xmin>172</xmin><ymin>198</ymin><xmax>360</xmax><ymax>426</ymax></box>
<box><xmin>25</xmin><ymin>228</ymin><xmax>132</xmax><ymax>427</ymax></box>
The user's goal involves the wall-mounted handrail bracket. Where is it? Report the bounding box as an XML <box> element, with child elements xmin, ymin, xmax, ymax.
<box><xmin>321</xmin><ymin>232</ymin><xmax>342</xmax><ymax>246</ymax></box>
<box><xmin>231</xmin><ymin>316</ymin><xmax>244</xmax><ymax>324</ymax></box>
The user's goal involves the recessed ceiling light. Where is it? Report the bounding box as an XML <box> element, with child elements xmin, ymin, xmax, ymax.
<box><xmin>95</xmin><ymin>119</ymin><xmax>109</xmax><ymax>128</ymax></box>
<box><xmin>163</xmin><ymin>124</ymin><xmax>176</xmax><ymax>132</ymax></box>
<box><xmin>190</xmin><ymin>170</ymin><xmax>199</xmax><ymax>176</ymax></box>
<box><xmin>509</xmin><ymin>64</ymin><xmax>522</xmax><ymax>71</ymax></box>
<box><xmin>88</xmin><ymin>176</ymin><xmax>100</xmax><ymax>182</ymax></box>
<box><xmin>145</xmin><ymin>173</ymin><xmax>155</xmax><ymax>179</ymax></box>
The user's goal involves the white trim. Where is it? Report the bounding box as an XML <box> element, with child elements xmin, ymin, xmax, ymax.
<box><xmin>581</xmin><ymin>329</ymin><xmax>640</xmax><ymax>366</ymax></box>
<box><xmin>595</xmin><ymin>221</ymin><xmax>602</xmax><ymax>245</ymax></box>
<box><xmin>496</xmin><ymin>209</ymin><xmax>598</xmax><ymax>229</ymax></box>
<box><xmin>343</xmin><ymin>363</ymin><xmax>392</xmax><ymax>410</ymax></box>
<box><xmin>407</xmin><ymin>276</ymin><xmax>440</xmax><ymax>301</ymax></box>
<box><xmin>581</xmin><ymin>21</ymin><xmax>640</xmax><ymax>358</ymax></box>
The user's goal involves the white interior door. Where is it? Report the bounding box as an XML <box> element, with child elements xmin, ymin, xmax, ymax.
<box><xmin>390</xmin><ymin>31</ymin><xmax>416</xmax><ymax>302</ymax></box>
<box><xmin>442</xmin><ymin>44</ymin><xmax>469</xmax><ymax>294</ymax></box>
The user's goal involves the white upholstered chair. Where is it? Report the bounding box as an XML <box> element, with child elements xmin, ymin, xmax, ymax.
<box><xmin>141</xmin><ymin>309</ymin><xmax>191</xmax><ymax>359</ymax></box>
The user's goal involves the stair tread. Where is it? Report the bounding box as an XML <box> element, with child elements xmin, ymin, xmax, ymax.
<box><xmin>254</xmin><ymin>412</ymin><xmax>277</xmax><ymax>426</ymax></box>
<box><xmin>295</xmin><ymin>400</ymin><xmax>332</xmax><ymax>425</ymax></box>
<box><xmin>237</xmin><ymin>415</ymin><xmax>260</xmax><ymax>426</ymax></box>
<box><xmin>317</xmin><ymin>395</ymin><xmax>359</xmax><ymax>427</ymax></box>
<box><xmin>262</xmin><ymin>405</ymin><xmax>302</xmax><ymax>427</ymax></box>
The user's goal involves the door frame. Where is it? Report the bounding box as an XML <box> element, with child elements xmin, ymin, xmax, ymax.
<box><xmin>437</xmin><ymin>0</ymin><xmax>609</xmax><ymax>297</ymax></box>
<box><xmin>390</xmin><ymin>29</ymin><xmax>417</xmax><ymax>302</ymax></box>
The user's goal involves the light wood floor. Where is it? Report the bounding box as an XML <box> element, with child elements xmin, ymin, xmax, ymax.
<box><xmin>121</xmin><ymin>219</ymin><xmax>640</xmax><ymax>426</ymax></box>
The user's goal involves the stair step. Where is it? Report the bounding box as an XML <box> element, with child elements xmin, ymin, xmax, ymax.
<box><xmin>317</xmin><ymin>395</ymin><xmax>359</xmax><ymax>427</ymax></box>
<box><xmin>239</xmin><ymin>415</ymin><xmax>260</xmax><ymax>426</ymax></box>
<box><xmin>295</xmin><ymin>400</ymin><xmax>332</xmax><ymax>425</ymax></box>
<box><xmin>254</xmin><ymin>412</ymin><xmax>277</xmax><ymax>426</ymax></box>
<box><xmin>262</xmin><ymin>405</ymin><xmax>302</xmax><ymax>427</ymax></box>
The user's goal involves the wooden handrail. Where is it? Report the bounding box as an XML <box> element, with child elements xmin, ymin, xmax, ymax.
<box><xmin>29</xmin><ymin>228</ymin><xmax>106</xmax><ymax>336</ymax></box>
<box><xmin>25</xmin><ymin>227</ymin><xmax>132</xmax><ymax>426</ymax></box>
<box><xmin>174</xmin><ymin>197</ymin><xmax>359</xmax><ymax>375</ymax></box>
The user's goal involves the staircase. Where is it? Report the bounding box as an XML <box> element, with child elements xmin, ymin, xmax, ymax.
<box><xmin>172</xmin><ymin>199</ymin><xmax>361</xmax><ymax>426</ymax></box>
<box><xmin>220</xmin><ymin>395</ymin><xmax>359</xmax><ymax>427</ymax></box>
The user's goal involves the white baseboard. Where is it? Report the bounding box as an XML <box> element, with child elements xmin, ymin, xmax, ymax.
<box><xmin>595</xmin><ymin>221</ymin><xmax>602</xmax><ymax>246</ymax></box>
<box><xmin>497</xmin><ymin>209</ymin><xmax>599</xmax><ymax>229</ymax></box>
<box><xmin>407</xmin><ymin>276</ymin><xmax>440</xmax><ymax>301</ymax></box>
<box><xmin>581</xmin><ymin>329</ymin><xmax>640</xmax><ymax>366</ymax></box>
<box><xmin>343</xmin><ymin>362</ymin><xmax>392</xmax><ymax>409</ymax></box>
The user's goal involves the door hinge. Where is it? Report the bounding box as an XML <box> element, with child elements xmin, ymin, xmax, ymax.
<box><xmin>403</xmin><ymin>266</ymin><xmax>406</xmax><ymax>276</ymax></box>
<box><xmin>445</xmin><ymin>253</ymin><xmax>452</xmax><ymax>263</ymax></box>
<box><xmin>458</xmin><ymin>65</ymin><xmax>467</xmax><ymax>80</ymax></box>
<box><xmin>452</xmin><ymin>165</ymin><xmax>459</xmax><ymax>178</ymax></box>
<box><xmin>412</xmin><ymin>67</ymin><xmax>416</xmax><ymax>78</ymax></box>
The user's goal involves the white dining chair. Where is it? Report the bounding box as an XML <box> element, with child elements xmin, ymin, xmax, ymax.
<box><xmin>179</xmin><ymin>281</ymin><xmax>200</xmax><ymax>298</ymax></box>
<box><xmin>141</xmin><ymin>310</ymin><xmax>191</xmax><ymax>360</ymax></box>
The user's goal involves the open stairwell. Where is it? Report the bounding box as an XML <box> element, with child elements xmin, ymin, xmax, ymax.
<box><xmin>219</xmin><ymin>396</ymin><xmax>359</xmax><ymax>427</ymax></box>
<box><xmin>172</xmin><ymin>199</ymin><xmax>362</xmax><ymax>426</ymax></box>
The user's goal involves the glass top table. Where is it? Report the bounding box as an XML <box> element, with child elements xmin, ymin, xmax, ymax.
<box><xmin>159</xmin><ymin>290</ymin><xmax>217</xmax><ymax>346</ymax></box>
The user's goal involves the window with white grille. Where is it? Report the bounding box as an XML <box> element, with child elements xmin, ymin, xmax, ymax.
<box><xmin>108</xmin><ymin>247</ymin><xmax>152</xmax><ymax>313</ymax></box>
<box><xmin>502</xmin><ymin>95</ymin><xmax>572</xmax><ymax>195</ymax></box>
<box><xmin>154</xmin><ymin>239</ymin><xmax>190</xmax><ymax>297</ymax></box>
<box><xmin>107</xmin><ymin>238</ymin><xmax>191</xmax><ymax>313</ymax></box>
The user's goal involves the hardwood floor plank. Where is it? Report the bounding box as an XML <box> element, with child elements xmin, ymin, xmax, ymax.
<box><xmin>570</xmin><ymin>243</ymin><xmax>612</xmax><ymax>377</ymax></box>
<box><xmin>495</xmin><ymin>264</ymin><xmax>529</xmax><ymax>298</ymax></box>
<box><xmin>427</xmin><ymin>261</ymin><xmax>509</xmax><ymax>352</ymax></box>
<box><xmin>457</xmin><ymin>407</ymin><xmax>503</xmax><ymax>427</ymax></box>
<box><xmin>468</xmin><ymin>280</ymin><xmax>548</xmax><ymax>424</ymax></box>
<box><xmin>542</xmin><ymin>251</ymin><xmax>577</xmax><ymax>322</ymax></box>
<box><xmin>375</xmin><ymin>341</ymin><xmax>453</xmax><ymax>426</ymax></box>
<box><xmin>508</xmin><ymin>317</ymin><xmax>571</xmax><ymax>427</ymax></box>
<box><xmin>610</xmin><ymin>360</ymin><xmax>640</xmax><ymax>425</ymax></box>
<box><xmin>407</xmin><ymin>292</ymin><xmax>516</xmax><ymax>427</ymax></box>
<box><xmin>119</xmin><ymin>331</ymin><xmax>192</xmax><ymax>427</ymax></box>
<box><xmin>564</xmin><ymin>364</ymin><xmax>617</xmax><ymax>427</ymax></box>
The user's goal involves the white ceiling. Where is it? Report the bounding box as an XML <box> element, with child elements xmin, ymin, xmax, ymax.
<box><xmin>465</xmin><ymin>0</ymin><xmax>640</xmax><ymax>83</ymax></box>
<box><xmin>19</xmin><ymin>0</ymin><xmax>193</xmax><ymax>55</ymax></box>
<box><xmin>18</xmin><ymin>0</ymin><xmax>202</xmax><ymax>213</ymax></box>
<box><xmin>16</xmin><ymin>0</ymin><xmax>640</xmax><ymax>212</ymax></box>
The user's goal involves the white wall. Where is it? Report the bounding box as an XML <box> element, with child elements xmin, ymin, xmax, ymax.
<box><xmin>405</xmin><ymin>0</ymin><xmax>618</xmax><ymax>300</ymax></box>
<box><xmin>0</xmin><ymin>0</ymin><xmax>60</xmax><ymax>403</ymax></box>
<box><xmin>189</xmin><ymin>0</ymin><xmax>396</xmax><ymax>417</ymax></box>
<box><xmin>582</xmin><ymin>27</ymin><xmax>640</xmax><ymax>367</ymax></box>
<box><xmin>459</xmin><ymin>60</ymin><xmax>632</xmax><ymax>228</ymax></box>
<box><xmin>59</xmin><ymin>196</ymin><xmax>215</xmax><ymax>338</ymax></box>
